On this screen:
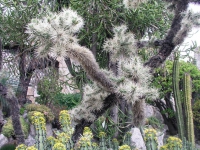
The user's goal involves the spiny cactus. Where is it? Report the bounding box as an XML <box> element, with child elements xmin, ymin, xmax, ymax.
<box><xmin>144</xmin><ymin>128</ymin><xmax>158</xmax><ymax>150</ymax></box>
<box><xmin>31</xmin><ymin>112</ymin><xmax>47</xmax><ymax>150</ymax></box>
<box><xmin>183</xmin><ymin>73</ymin><xmax>195</xmax><ymax>146</ymax></box>
<box><xmin>172</xmin><ymin>57</ymin><xmax>185</xmax><ymax>140</ymax></box>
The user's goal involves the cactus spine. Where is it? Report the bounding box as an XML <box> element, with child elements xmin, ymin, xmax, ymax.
<box><xmin>183</xmin><ymin>73</ymin><xmax>195</xmax><ymax>146</ymax></box>
<box><xmin>144</xmin><ymin>128</ymin><xmax>158</xmax><ymax>150</ymax></box>
<box><xmin>172</xmin><ymin>57</ymin><xmax>185</xmax><ymax>140</ymax></box>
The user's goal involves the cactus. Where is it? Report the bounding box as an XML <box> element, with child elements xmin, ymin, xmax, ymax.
<box><xmin>31</xmin><ymin>112</ymin><xmax>47</xmax><ymax>150</ymax></box>
<box><xmin>119</xmin><ymin>144</ymin><xmax>131</xmax><ymax>150</ymax></box>
<box><xmin>172</xmin><ymin>57</ymin><xmax>185</xmax><ymax>140</ymax></box>
<box><xmin>144</xmin><ymin>128</ymin><xmax>158</xmax><ymax>150</ymax></box>
<box><xmin>99</xmin><ymin>132</ymin><xmax>107</xmax><ymax>150</ymax></box>
<box><xmin>112</xmin><ymin>138</ymin><xmax>119</xmax><ymax>150</ymax></box>
<box><xmin>78</xmin><ymin>127</ymin><xmax>93</xmax><ymax>150</ymax></box>
<box><xmin>161</xmin><ymin>136</ymin><xmax>182</xmax><ymax>150</ymax></box>
<box><xmin>183</xmin><ymin>73</ymin><xmax>195</xmax><ymax>146</ymax></box>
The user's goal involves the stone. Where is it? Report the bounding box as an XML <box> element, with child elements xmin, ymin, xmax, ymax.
<box><xmin>157</xmin><ymin>131</ymin><xmax>164</xmax><ymax>148</ymax></box>
<box><xmin>0</xmin><ymin>134</ymin><xmax>8</xmax><ymax>148</ymax></box>
<box><xmin>30</xmin><ymin>125</ymin><xmax>36</xmax><ymax>137</ymax></box>
<box><xmin>25</xmin><ymin>134</ymin><xmax>36</xmax><ymax>146</ymax></box>
<box><xmin>130</xmin><ymin>128</ymin><xmax>146</xmax><ymax>150</ymax></box>
<box><xmin>46</xmin><ymin>123</ymin><xmax>53</xmax><ymax>137</ymax></box>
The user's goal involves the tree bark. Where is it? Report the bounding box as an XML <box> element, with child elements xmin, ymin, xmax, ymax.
<box><xmin>0</xmin><ymin>83</ymin><xmax>25</xmax><ymax>144</ymax></box>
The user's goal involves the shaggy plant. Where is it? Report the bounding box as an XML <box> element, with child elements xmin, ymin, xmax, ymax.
<box><xmin>25</xmin><ymin>104</ymin><xmax>55</xmax><ymax>123</ymax></box>
<box><xmin>26</xmin><ymin>7</ymin><xmax>158</xmax><ymax>127</ymax></box>
<box><xmin>2</xmin><ymin>116</ymin><xmax>29</xmax><ymax>138</ymax></box>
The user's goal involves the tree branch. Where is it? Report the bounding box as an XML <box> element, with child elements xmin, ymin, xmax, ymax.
<box><xmin>145</xmin><ymin>0</ymin><xmax>189</xmax><ymax>68</ymax></box>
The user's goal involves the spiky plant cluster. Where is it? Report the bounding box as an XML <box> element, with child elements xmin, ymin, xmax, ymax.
<box><xmin>173</xmin><ymin>10</ymin><xmax>200</xmax><ymax>45</ymax></box>
<box><xmin>103</xmin><ymin>25</ymin><xmax>137</xmax><ymax>62</ymax></box>
<box><xmin>69</xmin><ymin>84</ymin><xmax>109</xmax><ymax>125</ymax></box>
<box><xmin>123</xmin><ymin>0</ymin><xmax>148</xmax><ymax>9</ymax></box>
<box><xmin>26</xmin><ymin>8</ymin><xmax>84</xmax><ymax>59</ymax></box>
<box><xmin>104</xmin><ymin>25</ymin><xmax>158</xmax><ymax>104</ymax></box>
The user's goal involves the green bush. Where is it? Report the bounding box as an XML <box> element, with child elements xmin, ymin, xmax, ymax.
<box><xmin>25</xmin><ymin>104</ymin><xmax>54</xmax><ymax>123</ymax></box>
<box><xmin>2</xmin><ymin>117</ymin><xmax>29</xmax><ymax>138</ymax></box>
<box><xmin>0</xmin><ymin>144</ymin><xmax>16</xmax><ymax>150</ymax></box>
<box><xmin>53</xmin><ymin>93</ymin><xmax>81</xmax><ymax>109</ymax></box>
<box><xmin>193</xmin><ymin>100</ymin><xmax>200</xmax><ymax>129</ymax></box>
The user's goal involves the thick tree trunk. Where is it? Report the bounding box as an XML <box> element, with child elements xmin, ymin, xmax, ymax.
<box><xmin>8</xmin><ymin>97</ymin><xmax>25</xmax><ymax>144</ymax></box>
<box><xmin>0</xmin><ymin>84</ymin><xmax>25</xmax><ymax>144</ymax></box>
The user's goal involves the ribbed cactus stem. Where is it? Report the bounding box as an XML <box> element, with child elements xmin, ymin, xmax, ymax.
<box><xmin>183</xmin><ymin>73</ymin><xmax>195</xmax><ymax>146</ymax></box>
<box><xmin>172</xmin><ymin>57</ymin><xmax>185</xmax><ymax>140</ymax></box>
<box><xmin>31</xmin><ymin>112</ymin><xmax>47</xmax><ymax>150</ymax></box>
<box><xmin>144</xmin><ymin>129</ymin><xmax>158</xmax><ymax>150</ymax></box>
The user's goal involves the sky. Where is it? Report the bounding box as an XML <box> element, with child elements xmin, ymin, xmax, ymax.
<box><xmin>181</xmin><ymin>3</ymin><xmax>200</xmax><ymax>48</ymax></box>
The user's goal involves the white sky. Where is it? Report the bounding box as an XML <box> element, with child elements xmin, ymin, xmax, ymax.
<box><xmin>181</xmin><ymin>3</ymin><xmax>200</xmax><ymax>48</ymax></box>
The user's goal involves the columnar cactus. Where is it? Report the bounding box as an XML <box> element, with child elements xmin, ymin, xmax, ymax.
<box><xmin>165</xmin><ymin>136</ymin><xmax>182</xmax><ymax>150</ymax></box>
<box><xmin>52</xmin><ymin>142</ymin><xmax>66</xmax><ymax>150</ymax></box>
<box><xmin>144</xmin><ymin>128</ymin><xmax>158</xmax><ymax>150</ymax></box>
<box><xmin>99</xmin><ymin>132</ymin><xmax>107</xmax><ymax>150</ymax></box>
<box><xmin>183</xmin><ymin>73</ymin><xmax>195</xmax><ymax>146</ymax></box>
<box><xmin>172</xmin><ymin>57</ymin><xmax>185</xmax><ymax>140</ymax></box>
<box><xmin>78</xmin><ymin>127</ymin><xmax>93</xmax><ymax>149</ymax></box>
<box><xmin>15</xmin><ymin>144</ymin><xmax>38</xmax><ymax>150</ymax></box>
<box><xmin>112</xmin><ymin>138</ymin><xmax>119</xmax><ymax>150</ymax></box>
<box><xmin>119</xmin><ymin>144</ymin><xmax>131</xmax><ymax>150</ymax></box>
<box><xmin>31</xmin><ymin>112</ymin><xmax>47</xmax><ymax>150</ymax></box>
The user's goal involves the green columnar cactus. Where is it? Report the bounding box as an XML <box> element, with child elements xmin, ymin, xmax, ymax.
<box><xmin>31</xmin><ymin>112</ymin><xmax>47</xmax><ymax>150</ymax></box>
<box><xmin>183</xmin><ymin>73</ymin><xmax>195</xmax><ymax>146</ymax></box>
<box><xmin>46</xmin><ymin>136</ymin><xmax>59</xmax><ymax>150</ymax></box>
<box><xmin>172</xmin><ymin>57</ymin><xmax>185</xmax><ymax>140</ymax></box>
<box><xmin>166</xmin><ymin>136</ymin><xmax>182</xmax><ymax>150</ymax></box>
<box><xmin>112</xmin><ymin>138</ymin><xmax>119</xmax><ymax>150</ymax></box>
<box><xmin>144</xmin><ymin>128</ymin><xmax>158</xmax><ymax>150</ymax></box>
<box><xmin>15</xmin><ymin>144</ymin><xmax>38</xmax><ymax>150</ymax></box>
<box><xmin>118</xmin><ymin>145</ymin><xmax>131</xmax><ymax>150</ymax></box>
<box><xmin>78</xmin><ymin>127</ymin><xmax>93</xmax><ymax>150</ymax></box>
<box><xmin>58</xmin><ymin>110</ymin><xmax>74</xmax><ymax>149</ymax></box>
<box><xmin>15</xmin><ymin>144</ymin><xmax>27</xmax><ymax>150</ymax></box>
<box><xmin>99</xmin><ymin>132</ymin><xmax>107</xmax><ymax>150</ymax></box>
<box><xmin>52</xmin><ymin>142</ymin><xmax>66</xmax><ymax>150</ymax></box>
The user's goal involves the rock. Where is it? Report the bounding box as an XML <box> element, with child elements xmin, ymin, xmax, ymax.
<box><xmin>0</xmin><ymin>134</ymin><xmax>8</xmax><ymax>148</ymax></box>
<box><xmin>30</xmin><ymin>125</ymin><xmax>36</xmax><ymax>137</ymax></box>
<box><xmin>157</xmin><ymin>131</ymin><xmax>164</xmax><ymax>148</ymax></box>
<box><xmin>153</xmin><ymin>107</ymin><xmax>164</xmax><ymax>124</ymax></box>
<box><xmin>46</xmin><ymin>123</ymin><xmax>53</xmax><ymax>137</ymax></box>
<box><xmin>145</xmin><ymin>105</ymin><xmax>154</xmax><ymax>118</ymax></box>
<box><xmin>145</xmin><ymin>104</ymin><xmax>164</xmax><ymax>124</ymax></box>
<box><xmin>130</xmin><ymin>128</ymin><xmax>146</xmax><ymax>150</ymax></box>
<box><xmin>25</xmin><ymin>135</ymin><xmax>36</xmax><ymax>146</ymax></box>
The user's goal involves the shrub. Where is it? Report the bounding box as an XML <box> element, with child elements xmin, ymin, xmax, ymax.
<box><xmin>25</xmin><ymin>104</ymin><xmax>54</xmax><ymax>123</ymax></box>
<box><xmin>0</xmin><ymin>144</ymin><xmax>16</xmax><ymax>150</ymax></box>
<box><xmin>2</xmin><ymin>117</ymin><xmax>29</xmax><ymax>138</ymax></box>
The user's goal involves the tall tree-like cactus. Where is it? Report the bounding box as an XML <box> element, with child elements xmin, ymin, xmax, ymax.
<box><xmin>183</xmin><ymin>73</ymin><xmax>195</xmax><ymax>146</ymax></box>
<box><xmin>172</xmin><ymin>57</ymin><xmax>185</xmax><ymax>140</ymax></box>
